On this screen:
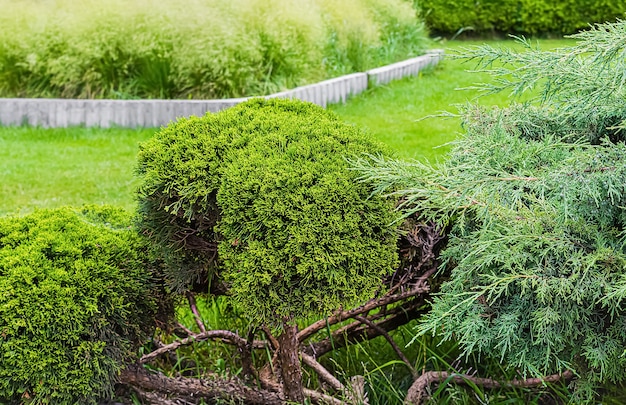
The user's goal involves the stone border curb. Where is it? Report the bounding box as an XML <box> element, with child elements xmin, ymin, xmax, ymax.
<box><xmin>367</xmin><ymin>49</ymin><xmax>444</xmax><ymax>86</ymax></box>
<box><xmin>0</xmin><ymin>49</ymin><xmax>444</xmax><ymax>128</ymax></box>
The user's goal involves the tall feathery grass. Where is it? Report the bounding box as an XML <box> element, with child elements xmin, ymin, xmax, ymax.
<box><xmin>0</xmin><ymin>0</ymin><xmax>428</xmax><ymax>99</ymax></box>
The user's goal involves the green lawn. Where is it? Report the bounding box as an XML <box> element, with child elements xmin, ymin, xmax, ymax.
<box><xmin>329</xmin><ymin>38</ymin><xmax>576</xmax><ymax>160</ymax></box>
<box><xmin>0</xmin><ymin>127</ymin><xmax>153</xmax><ymax>215</ymax></box>
<box><xmin>0</xmin><ymin>38</ymin><xmax>575</xmax><ymax>215</ymax></box>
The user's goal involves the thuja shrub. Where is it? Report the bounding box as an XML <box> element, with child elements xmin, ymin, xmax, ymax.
<box><xmin>418</xmin><ymin>0</ymin><xmax>626</xmax><ymax>36</ymax></box>
<box><xmin>0</xmin><ymin>206</ymin><xmax>171</xmax><ymax>404</ymax></box>
<box><xmin>355</xmin><ymin>21</ymin><xmax>626</xmax><ymax>400</ymax></box>
<box><xmin>137</xmin><ymin>98</ymin><xmax>399</xmax><ymax>324</ymax></box>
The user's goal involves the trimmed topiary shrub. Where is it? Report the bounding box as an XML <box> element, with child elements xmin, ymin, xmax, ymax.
<box><xmin>136</xmin><ymin>98</ymin><xmax>399</xmax><ymax>324</ymax></box>
<box><xmin>417</xmin><ymin>0</ymin><xmax>626</xmax><ymax>36</ymax></box>
<box><xmin>0</xmin><ymin>206</ymin><xmax>171</xmax><ymax>404</ymax></box>
<box><xmin>137</xmin><ymin>98</ymin><xmax>400</xmax><ymax>401</ymax></box>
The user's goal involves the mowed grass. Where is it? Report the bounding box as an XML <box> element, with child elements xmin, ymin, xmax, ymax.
<box><xmin>0</xmin><ymin>38</ymin><xmax>575</xmax><ymax>215</ymax></box>
<box><xmin>0</xmin><ymin>127</ymin><xmax>153</xmax><ymax>215</ymax></box>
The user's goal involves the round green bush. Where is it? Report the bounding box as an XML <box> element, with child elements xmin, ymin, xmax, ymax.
<box><xmin>0</xmin><ymin>206</ymin><xmax>170</xmax><ymax>404</ymax></box>
<box><xmin>137</xmin><ymin>98</ymin><xmax>399</xmax><ymax>324</ymax></box>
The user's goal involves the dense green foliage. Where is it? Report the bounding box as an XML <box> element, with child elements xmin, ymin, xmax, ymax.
<box><xmin>0</xmin><ymin>0</ymin><xmax>427</xmax><ymax>99</ymax></box>
<box><xmin>417</xmin><ymin>0</ymin><xmax>626</xmax><ymax>36</ymax></box>
<box><xmin>0</xmin><ymin>206</ymin><xmax>170</xmax><ymax>404</ymax></box>
<box><xmin>355</xmin><ymin>21</ymin><xmax>626</xmax><ymax>400</ymax></box>
<box><xmin>136</xmin><ymin>98</ymin><xmax>399</xmax><ymax>325</ymax></box>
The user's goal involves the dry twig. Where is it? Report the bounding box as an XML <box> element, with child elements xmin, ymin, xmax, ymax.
<box><xmin>140</xmin><ymin>330</ymin><xmax>267</xmax><ymax>364</ymax></box>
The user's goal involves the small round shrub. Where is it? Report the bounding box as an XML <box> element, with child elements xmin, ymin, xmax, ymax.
<box><xmin>0</xmin><ymin>206</ymin><xmax>170</xmax><ymax>404</ymax></box>
<box><xmin>137</xmin><ymin>98</ymin><xmax>399</xmax><ymax>324</ymax></box>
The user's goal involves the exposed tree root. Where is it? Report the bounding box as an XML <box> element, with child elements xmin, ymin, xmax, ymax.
<box><xmin>404</xmin><ymin>370</ymin><xmax>575</xmax><ymax>404</ymax></box>
<box><xmin>118</xmin><ymin>220</ymin><xmax>444</xmax><ymax>404</ymax></box>
<box><xmin>119</xmin><ymin>364</ymin><xmax>285</xmax><ymax>405</ymax></box>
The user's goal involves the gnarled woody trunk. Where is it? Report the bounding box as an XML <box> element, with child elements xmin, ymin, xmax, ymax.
<box><xmin>278</xmin><ymin>321</ymin><xmax>304</xmax><ymax>402</ymax></box>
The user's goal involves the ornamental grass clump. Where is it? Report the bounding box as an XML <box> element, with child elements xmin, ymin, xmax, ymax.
<box><xmin>136</xmin><ymin>98</ymin><xmax>399</xmax><ymax>401</ymax></box>
<box><xmin>0</xmin><ymin>0</ymin><xmax>427</xmax><ymax>99</ymax></box>
<box><xmin>354</xmin><ymin>21</ymin><xmax>626</xmax><ymax>401</ymax></box>
<box><xmin>0</xmin><ymin>206</ymin><xmax>171</xmax><ymax>404</ymax></box>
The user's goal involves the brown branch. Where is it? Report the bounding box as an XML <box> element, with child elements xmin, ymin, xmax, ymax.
<box><xmin>298</xmin><ymin>285</ymin><xmax>429</xmax><ymax>342</ymax></box>
<box><xmin>258</xmin><ymin>360</ymin><xmax>347</xmax><ymax>405</ymax></box>
<box><xmin>186</xmin><ymin>292</ymin><xmax>206</xmax><ymax>333</ymax></box>
<box><xmin>303</xmin><ymin>297</ymin><xmax>428</xmax><ymax>357</ymax></box>
<box><xmin>130</xmin><ymin>387</ymin><xmax>181</xmax><ymax>405</ymax></box>
<box><xmin>300</xmin><ymin>352</ymin><xmax>346</xmax><ymax>393</ymax></box>
<box><xmin>405</xmin><ymin>370</ymin><xmax>575</xmax><ymax>405</ymax></box>
<box><xmin>175</xmin><ymin>321</ymin><xmax>195</xmax><ymax>338</ymax></box>
<box><xmin>262</xmin><ymin>324</ymin><xmax>281</xmax><ymax>350</ymax></box>
<box><xmin>390</xmin><ymin>222</ymin><xmax>444</xmax><ymax>288</ymax></box>
<box><xmin>304</xmin><ymin>388</ymin><xmax>348</xmax><ymax>405</ymax></box>
<box><xmin>277</xmin><ymin>322</ymin><xmax>304</xmax><ymax>402</ymax></box>
<box><xmin>353</xmin><ymin>315</ymin><xmax>417</xmax><ymax>379</ymax></box>
<box><xmin>119</xmin><ymin>364</ymin><xmax>285</xmax><ymax>405</ymax></box>
<box><xmin>240</xmin><ymin>328</ymin><xmax>258</xmax><ymax>379</ymax></box>
<box><xmin>140</xmin><ymin>330</ymin><xmax>267</xmax><ymax>364</ymax></box>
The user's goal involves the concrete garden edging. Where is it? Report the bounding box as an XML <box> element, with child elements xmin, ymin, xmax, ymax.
<box><xmin>0</xmin><ymin>50</ymin><xmax>444</xmax><ymax>128</ymax></box>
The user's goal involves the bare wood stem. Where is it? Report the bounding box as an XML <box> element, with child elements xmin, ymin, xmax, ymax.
<box><xmin>304</xmin><ymin>388</ymin><xmax>348</xmax><ymax>405</ymax></box>
<box><xmin>298</xmin><ymin>285</ymin><xmax>429</xmax><ymax>342</ymax></box>
<box><xmin>405</xmin><ymin>370</ymin><xmax>575</xmax><ymax>405</ymax></box>
<box><xmin>131</xmin><ymin>387</ymin><xmax>180</xmax><ymax>405</ymax></box>
<box><xmin>387</xmin><ymin>265</ymin><xmax>437</xmax><ymax>296</ymax></box>
<box><xmin>175</xmin><ymin>321</ymin><xmax>195</xmax><ymax>338</ymax></box>
<box><xmin>240</xmin><ymin>328</ymin><xmax>258</xmax><ymax>379</ymax></box>
<box><xmin>186</xmin><ymin>292</ymin><xmax>206</xmax><ymax>333</ymax></box>
<box><xmin>304</xmin><ymin>298</ymin><xmax>427</xmax><ymax>357</ymax></box>
<box><xmin>262</xmin><ymin>324</ymin><xmax>280</xmax><ymax>350</ymax></box>
<box><xmin>120</xmin><ymin>364</ymin><xmax>285</xmax><ymax>405</ymax></box>
<box><xmin>140</xmin><ymin>330</ymin><xmax>267</xmax><ymax>364</ymax></box>
<box><xmin>300</xmin><ymin>352</ymin><xmax>346</xmax><ymax>393</ymax></box>
<box><xmin>278</xmin><ymin>321</ymin><xmax>304</xmax><ymax>402</ymax></box>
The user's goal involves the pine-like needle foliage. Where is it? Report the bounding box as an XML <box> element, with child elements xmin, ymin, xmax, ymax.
<box><xmin>352</xmin><ymin>21</ymin><xmax>626</xmax><ymax>400</ymax></box>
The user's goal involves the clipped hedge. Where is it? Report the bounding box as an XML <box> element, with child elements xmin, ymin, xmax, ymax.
<box><xmin>136</xmin><ymin>98</ymin><xmax>399</xmax><ymax>325</ymax></box>
<box><xmin>0</xmin><ymin>206</ymin><xmax>171</xmax><ymax>404</ymax></box>
<box><xmin>417</xmin><ymin>0</ymin><xmax>626</xmax><ymax>36</ymax></box>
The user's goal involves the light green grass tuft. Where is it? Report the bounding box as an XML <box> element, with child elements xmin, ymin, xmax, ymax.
<box><xmin>0</xmin><ymin>0</ymin><xmax>427</xmax><ymax>99</ymax></box>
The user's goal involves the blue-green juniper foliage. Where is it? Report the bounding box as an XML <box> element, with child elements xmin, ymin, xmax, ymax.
<box><xmin>353</xmin><ymin>21</ymin><xmax>626</xmax><ymax>400</ymax></box>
